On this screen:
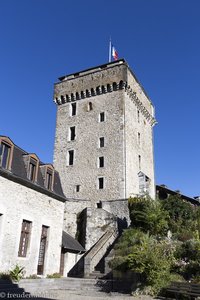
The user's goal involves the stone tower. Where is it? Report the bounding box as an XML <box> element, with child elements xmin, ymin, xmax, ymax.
<box><xmin>53</xmin><ymin>59</ymin><xmax>156</xmax><ymax>217</ymax></box>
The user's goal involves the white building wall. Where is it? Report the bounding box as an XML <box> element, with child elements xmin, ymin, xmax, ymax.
<box><xmin>0</xmin><ymin>176</ymin><xmax>64</xmax><ymax>277</ymax></box>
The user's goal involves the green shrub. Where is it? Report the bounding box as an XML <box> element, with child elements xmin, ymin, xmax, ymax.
<box><xmin>110</xmin><ymin>196</ymin><xmax>200</xmax><ymax>296</ymax></box>
<box><xmin>46</xmin><ymin>273</ymin><xmax>61</xmax><ymax>278</ymax></box>
<box><xmin>110</xmin><ymin>228</ymin><xmax>177</xmax><ymax>295</ymax></box>
<box><xmin>128</xmin><ymin>197</ymin><xmax>169</xmax><ymax>236</ymax></box>
<box><xmin>25</xmin><ymin>274</ymin><xmax>39</xmax><ymax>279</ymax></box>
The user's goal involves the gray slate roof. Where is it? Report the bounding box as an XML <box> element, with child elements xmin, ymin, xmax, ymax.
<box><xmin>0</xmin><ymin>135</ymin><xmax>66</xmax><ymax>202</ymax></box>
<box><xmin>62</xmin><ymin>231</ymin><xmax>85</xmax><ymax>253</ymax></box>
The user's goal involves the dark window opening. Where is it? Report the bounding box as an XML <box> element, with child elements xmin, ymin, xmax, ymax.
<box><xmin>68</xmin><ymin>150</ymin><xmax>74</xmax><ymax>165</ymax></box>
<box><xmin>46</xmin><ymin>169</ymin><xmax>53</xmax><ymax>190</ymax></box>
<box><xmin>0</xmin><ymin>142</ymin><xmax>11</xmax><ymax>169</ymax></box>
<box><xmin>138</xmin><ymin>155</ymin><xmax>141</xmax><ymax>169</ymax></box>
<box><xmin>138</xmin><ymin>132</ymin><xmax>141</xmax><ymax>145</ymax></box>
<box><xmin>137</xmin><ymin>110</ymin><xmax>140</xmax><ymax>123</ymax></box>
<box><xmin>28</xmin><ymin>158</ymin><xmax>37</xmax><ymax>182</ymax></box>
<box><xmin>71</xmin><ymin>103</ymin><xmax>77</xmax><ymax>116</ymax></box>
<box><xmin>70</xmin><ymin>126</ymin><xmax>76</xmax><ymax>141</ymax></box>
<box><xmin>99</xmin><ymin>156</ymin><xmax>104</xmax><ymax>168</ymax></box>
<box><xmin>97</xmin><ymin>202</ymin><xmax>102</xmax><ymax>208</ymax></box>
<box><xmin>100</xmin><ymin>112</ymin><xmax>105</xmax><ymax>122</ymax></box>
<box><xmin>98</xmin><ymin>177</ymin><xmax>104</xmax><ymax>189</ymax></box>
<box><xmin>18</xmin><ymin>220</ymin><xmax>32</xmax><ymax>257</ymax></box>
<box><xmin>76</xmin><ymin>185</ymin><xmax>80</xmax><ymax>192</ymax></box>
<box><xmin>88</xmin><ymin>102</ymin><xmax>93</xmax><ymax>111</ymax></box>
<box><xmin>99</xmin><ymin>137</ymin><xmax>104</xmax><ymax>148</ymax></box>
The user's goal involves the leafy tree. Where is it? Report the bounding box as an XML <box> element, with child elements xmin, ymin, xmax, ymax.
<box><xmin>110</xmin><ymin>195</ymin><xmax>200</xmax><ymax>296</ymax></box>
<box><xmin>161</xmin><ymin>195</ymin><xmax>194</xmax><ymax>234</ymax></box>
<box><xmin>129</xmin><ymin>197</ymin><xmax>169</xmax><ymax>236</ymax></box>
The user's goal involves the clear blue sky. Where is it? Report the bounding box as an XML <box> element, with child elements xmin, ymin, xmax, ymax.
<box><xmin>0</xmin><ymin>0</ymin><xmax>199</xmax><ymax>197</ymax></box>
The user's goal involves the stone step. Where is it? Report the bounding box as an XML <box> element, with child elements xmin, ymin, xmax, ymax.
<box><xmin>0</xmin><ymin>278</ymin><xmax>102</xmax><ymax>293</ymax></box>
<box><xmin>88</xmin><ymin>271</ymin><xmax>107</xmax><ymax>279</ymax></box>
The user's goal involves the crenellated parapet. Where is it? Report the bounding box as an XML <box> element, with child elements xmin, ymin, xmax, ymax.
<box><xmin>126</xmin><ymin>85</ymin><xmax>157</xmax><ymax>127</ymax></box>
<box><xmin>53</xmin><ymin>80</ymin><xmax>126</xmax><ymax>105</ymax></box>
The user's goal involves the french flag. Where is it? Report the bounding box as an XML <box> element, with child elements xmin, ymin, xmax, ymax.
<box><xmin>112</xmin><ymin>46</ymin><xmax>118</xmax><ymax>61</ymax></box>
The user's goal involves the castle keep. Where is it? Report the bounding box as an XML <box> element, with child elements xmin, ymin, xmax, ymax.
<box><xmin>53</xmin><ymin>59</ymin><xmax>156</xmax><ymax>210</ymax></box>
<box><xmin>0</xmin><ymin>59</ymin><xmax>157</xmax><ymax>278</ymax></box>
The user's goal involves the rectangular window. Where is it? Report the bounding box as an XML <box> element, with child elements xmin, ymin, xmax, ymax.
<box><xmin>37</xmin><ymin>225</ymin><xmax>49</xmax><ymax>275</ymax></box>
<box><xmin>99</xmin><ymin>112</ymin><xmax>105</xmax><ymax>122</ymax></box>
<box><xmin>68</xmin><ymin>150</ymin><xmax>74</xmax><ymax>166</ymax></box>
<box><xmin>99</xmin><ymin>156</ymin><xmax>104</xmax><ymax>168</ymax></box>
<box><xmin>71</xmin><ymin>103</ymin><xmax>77</xmax><ymax>116</ymax></box>
<box><xmin>69</xmin><ymin>126</ymin><xmax>76</xmax><ymax>141</ymax></box>
<box><xmin>98</xmin><ymin>177</ymin><xmax>104</xmax><ymax>189</ymax></box>
<box><xmin>0</xmin><ymin>142</ymin><xmax>11</xmax><ymax>169</ymax></box>
<box><xmin>18</xmin><ymin>220</ymin><xmax>32</xmax><ymax>257</ymax></box>
<box><xmin>76</xmin><ymin>185</ymin><xmax>80</xmax><ymax>192</ymax></box>
<box><xmin>99</xmin><ymin>137</ymin><xmax>104</xmax><ymax>148</ymax></box>
<box><xmin>137</xmin><ymin>110</ymin><xmax>140</xmax><ymax>123</ymax></box>
<box><xmin>46</xmin><ymin>168</ymin><xmax>53</xmax><ymax>190</ymax></box>
<box><xmin>28</xmin><ymin>158</ymin><xmax>37</xmax><ymax>182</ymax></box>
<box><xmin>138</xmin><ymin>132</ymin><xmax>141</xmax><ymax>145</ymax></box>
<box><xmin>138</xmin><ymin>155</ymin><xmax>141</xmax><ymax>170</ymax></box>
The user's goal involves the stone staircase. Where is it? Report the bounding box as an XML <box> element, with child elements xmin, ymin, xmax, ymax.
<box><xmin>84</xmin><ymin>227</ymin><xmax>118</xmax><ymax>278</ymax></box>
<box><xmin>0</xmin><ymin>278</ymin><xmax>114</xmax><ymax>298</ymax></box>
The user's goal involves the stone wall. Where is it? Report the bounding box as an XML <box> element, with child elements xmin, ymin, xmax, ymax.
<box><xmin>0</xmin><ymin>176</ymin><xmax>64</xmax><ymax>276</ymax></box>
<box><xmin>125</xmin><ymin>67</ymin><xmax>156</xmax><ymax>199</ymax></box>
<box><xmin>53</xmin><ymin>60</ymin><xmax>156</xmax><ymax>216</ymax></box>
<box><xmin>53</xmin><ymin>89</ymin><xmax>126</xmax><ymax>204</ymax></box>
<box><xmin>84</xmin><ymin>207</ymin><xmax>118</xmax><ymax>251</ymax></box>
<box><xmin>63</xmin><ymin>199</ymin><xmax>90</xmax><ymax>237</ymax></box>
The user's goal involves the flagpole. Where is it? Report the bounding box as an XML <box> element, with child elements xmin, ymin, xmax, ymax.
<box><xmin>109</xmin><ymin>38</ymin><xmax>111</xmax><ymax>62</ymax></box>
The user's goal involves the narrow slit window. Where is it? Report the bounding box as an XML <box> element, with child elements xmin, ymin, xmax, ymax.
<box><xmin>76</xmin><ymin>185</ymin><xmax>80</xmax><ymax>192</ymax></box>
<box><xmin>99</xmin><ymin>157</ymin><xmax>104</xmax><ymax>168</ymax></box>
<box><xmin>138</xmin><ymin>155</ymin><xmax>141</xmax><ymax>169</ymax></box>
<box><xmin>137</xmin><ymin>110</ymin><xmax>140</xmax><ymax>123</ymax></box>
<box><xmin>68</xmin><ymin>150</ymin><xmax>74</xmax><ymax>166</ymax></box>
<box><xmin>70</xmin><ymin>126</ymin><xmax>76</xmax><ymax>141</ymax></box>
<box><xmin>99</xmin><ymin>112</ymin><xmax>105</xmax><ymax>122</ymax></box>
<box><xmin>88</xmin><ymin>102</ymin><xmax>93</xmax><ymax>111</ymax></box>
<box><xmin>138</xmin><ymin>132</ymin><xmax>141</xmax><ymax>145</ymax></box>
<box><xmin>98</xmin><ymin>177</ymin><xmax>104</xmax><ymax>189</ymax></box>
<box><xmin>71</xmin><ymin>103</ymin><xmax>77</xmax><ymax>116</ymax></box>
<box><xmin>99</xmin><ymin>137</ymin><xmax>104</xmax><ymax>148</ymax></box>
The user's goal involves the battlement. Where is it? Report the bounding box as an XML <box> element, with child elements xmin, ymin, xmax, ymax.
<box><xmin>54</xmin><ymin>59</ymin><xmax>153</xmax><ymax>110</ymax></box>
<box><xmin>58</xmin><ymin>59</ymin><xmax>126</xmax><ymax>82</ymax></box>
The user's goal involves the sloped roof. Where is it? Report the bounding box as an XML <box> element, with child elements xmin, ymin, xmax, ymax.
<box><xmin>156</xmin><ymin>185</ymin><xmax>200</xmax><ymax>206</ymax></box>
<box><xmin>0</xmin><ymin>135</ymin><xmax>66</xmax><ymax>202</ymax></box>
<box><xmin>62</xmin><ymin>231</ymin><xmax>85</xmax><ymax>253</ymax></box>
